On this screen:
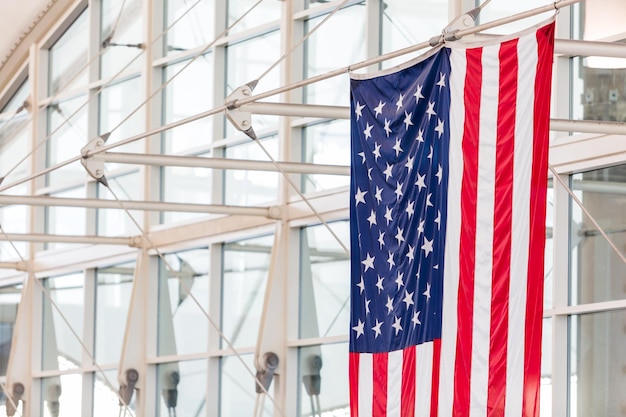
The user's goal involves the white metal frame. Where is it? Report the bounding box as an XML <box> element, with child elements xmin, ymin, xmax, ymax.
<box><xmin>0</xmin><ymin>0</ymin><xmax>624</xmax><ymax>416</ymax></box>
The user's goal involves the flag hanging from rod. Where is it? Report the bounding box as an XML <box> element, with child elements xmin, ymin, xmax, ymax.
<box><xmin>349</xmin><ymin>20</ymin><xmax>555</xmax><ymax>417</ymax></box>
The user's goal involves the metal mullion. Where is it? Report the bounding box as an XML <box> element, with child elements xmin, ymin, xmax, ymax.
<box><xmin>81</xmin><ymin>267</ymin><xmax>96</xmax><ymax>416</ymax></box>
<box><xmin>552</xmin><ymin>171</ymin><xmax>571</xmax><ymax>417</ymax></box>
<box><xmin>207</xmin><ymin>242</ymin><xmax>223</xmax><ymax>417</ymax></box>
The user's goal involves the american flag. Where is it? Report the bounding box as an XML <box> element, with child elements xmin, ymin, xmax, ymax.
<box><xmin>349</xmin><ymin>21</ymin><xmax>555</xmax><ymax>417</ymax></box>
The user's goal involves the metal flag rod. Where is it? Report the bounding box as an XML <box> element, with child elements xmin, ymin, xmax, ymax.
<box><xmin>242</xmin><ymin>102</ymin><xmax>626</xmax><ymax>136</ymax></box>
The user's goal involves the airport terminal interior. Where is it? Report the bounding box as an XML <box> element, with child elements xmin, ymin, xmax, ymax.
<box><xmin>0</xmin><ymin>0</ymin><xmax>624</xmax><ymax>415</ymax></box>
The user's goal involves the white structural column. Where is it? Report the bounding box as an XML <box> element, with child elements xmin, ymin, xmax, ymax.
<box><xmin>550</xmin><ymin>173</ymin><xmax>571</xmax><ymax>417</ymax></box>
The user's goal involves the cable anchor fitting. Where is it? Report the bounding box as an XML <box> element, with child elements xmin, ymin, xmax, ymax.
<box><xmin>118</xmin><ymin>368</ymin><xmax>139</xmax><ymax>406</ymax></box>
<box><xmin>225</xmin><ymin>81</ymin><xmax>258</xmax><ymax>140</ymax></box>
<box><xmin>255</xmin><ymin>351</ymin><xmax>279</xmax><ymax>394</ymax></box>
<box><xmin>80</xmin><ymin>134</ymin><xmax>110</xmax><ymax>186</ymax></box>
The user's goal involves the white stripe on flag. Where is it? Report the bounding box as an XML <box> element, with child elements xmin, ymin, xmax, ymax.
<box><xmin>359</xmin><ymin>353</ymin><xmax>373</xmax><ymax>416</ymax></box>
<box><xmin>505</xmin><ymin>31</ymin><xmax>538</xmax><ymax>417</ymax></box>
<box><xmin>387</xmin><ymin>350</ymin><xmax>403</xmax><ymax>417</ymax></box>
<box><xmin>470</xmin><ymin>42</ymin><xmax>499</xmax><ymax>417</ymax></box>
<box><xmin>439</xmin><ymin>47</ymin><xmax>466</xmax><ymax>417</ymax></box>
<box><xmin>415</xmin><ymin>342</ymin><xmax>434</xmax><ymax>417</ymax></box>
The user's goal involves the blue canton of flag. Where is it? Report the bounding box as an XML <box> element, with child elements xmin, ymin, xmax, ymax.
<box><xmin>349</xmin><ymin>50</ymin><xmax>451</xmax><ymax>354</ymax></box>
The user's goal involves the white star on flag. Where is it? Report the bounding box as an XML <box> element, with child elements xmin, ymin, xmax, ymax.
<box><xmin>374</xmin><ymin>101</ymin><xmax>385</xmax><ymax>118</ymax></box>
<box><xmin>414</xmin><ymin>84</ymin><xmax>424</xmax><ymax>103</ymax></box>
<box><xmin>422</xmin><ymin>236</ymin><xmax>434</xmax><ymax>258</ymax></box>
<box><xmin>392</xmin><ymin>316</ymin><xmax>403</xmax><ymax>335</ymax></box>
<box><xmin>363</xmin><ymin>122</ymin><xmax>373</xmax><ymax>139</ymax></box>
<box><xmin>393</xmin><ymin>138</ymin><xmax>403</xmax><ymax>156</ymax></box>
<box><xmin>372</xmin><ymin>319</ymin><xmax>383</xmax><ymax>338</ymax></box>
<box><xmin>435</xmin><ymin>118</ymin><xmax>445</xmax><ymax>138</ymax></box>
<box><xmin>412</xmin><ymin>310</ymin><xmax>421</xmax><ymax>327</ymax></box>
<box><xmin>403</xmin><ymin>111</ymin><xmax>413</xmax><ymax>130</ymax></box>
<box><xmin>362</xmin><ymin>253</ymin><xmax>375</xmax><ymax>272</ymax></box>
<box><xmin>403</xmin><ymin>290</ymin><xmax>414</xmax><ymax>308</ymax></box>
<box><xmin>355</xmin><ymin>101</ymin><xmax>365</xmax><ymax>120</ymax></box>
<box><xmin>423</xmin><ymin>282</ymin><xmax>431</xmax><ymax>300</ymax></box>
<box><xmin>436</xmin><ymin>72</ymin><xmax>446</xmax><ymax>89</ymax></box>
<box><xmin>426</xmin><ymin>101</ymin><xmax>436</xmax><ymax>119</ymax></box>
<box><xmin>384</xmin><ymin>118</ymin><xmax>392</xmax><ymax>137</ymax></box>
<box><xmin>395</xmin><ymin>271</ymin><xmax>404</xmax><ymax>289</ymax></box>
<box><xmin>355</xmin><ymin>187</ymin><xmax>367</xmax><ymax>206</ymax></box>
<box><xmin>396</xmin><ymin>93</ymin><xmax>404</xmax><ymax>110</ymax></box>
<box><xmin>352</xmin><ymin>319</ymin><xmax>365</xmax><ymax>338</ymax></box>
<box><xmin>386</xmin><ymin>296</ymin><xmax>394</xmax><ymax>314</ymax></box>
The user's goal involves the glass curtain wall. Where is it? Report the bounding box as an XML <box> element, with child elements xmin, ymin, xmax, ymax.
<box><xmin>0</xmin><ymin>0</ymin><xmax>625</xmax><ymax>416</ymax></box>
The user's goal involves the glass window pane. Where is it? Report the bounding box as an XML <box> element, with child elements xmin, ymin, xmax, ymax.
<box><xmin>225</xmin><ymin>31</ymin><xmax>280</xmax><ymax>137</ymax></box>
<box><xmin>1</xmin><ymin>79</ymin><xmax>29</xmax><ymax>113</ymax></box>
<box><xmin>97</xmin><ymin>172</ymin><xmax>143</xmax><ymax>236</ymax></box>
<box><xmin>298</xmin><ymin>343</ymin><xmax>349</xmax><ymax>417</ymax></box>
<box><xmin>161</xmin><ymin>160</ymin><xmax>213</xmax><ymax>225</ymax></box>
<box><xmin>569</xmin><ymin>310</ymin><xmax>626</xmax><ymax>417</ymax></box>
<box><xmin>49</xmin><ymin>10</ymin><xmax>89</xmax><ymax>95</ymax></box>
<box><xmin>100</xmin><ymin>0</ymin><xmax>143</xmax><ymax>78</ymax></box>
<box><xmin>569</xmin><ymin>166</ymin><xmax>626</xmax><ymax>305</ymax></box>
<box><xmin>304</xmin><ymin>5</ymin><xmax>366</xmax><ymax>105</ymax></box>
<box><xmin>0</xmin><ymin>114</ymin><xmax>30</xmax><ymax>192</ymax></box>
<box><xmin>300</xmin><ymin>222</ymin><xmax>350</xmax><ymax>339</ymax></box>
<box><xmin>42</xmin><ymin>374</ymin><xmax>82</xmax><ymax>417</ymax></box>
<box><xmin>0</xmin><ymin>205</ymin><xmax>28</xmax><ymax>261</ymax></box>
<box><xmin>45</xmin><ymin>187</ymin><xmax>86</xmax><ymax>250</ymax></box>
<box><xmin>99</xmin><ymin>78</ymin><xmax>143</xmax><ymax>154</ymax></box>
<box><xmin>222</xmin><ymin>235</ymin><xmax>272</xmax><ymax>348</ymax></box>
<box><xmin>382</xmin><ymin>0</ymin><xmax>448</xmax><ymax>69</ymax></box>
<box><xmin>47</xmin><ymin>95</ymin><xmax>88</xmax><ymax>187</ymax></box>
<box><xmin>220</xmin><ymin>354</ymin><xmax>271</xmax><ymax>416</ymax></box>
<box><xmin>0</xmin><ymin>285</ymin><xmax>21</xmax><ymax>376</ymax></box>
<box><xmin>162</xmin><ymin>56</ymin><xmax>214</xmax><ymax>154</ymax></box>
<box><xmin>475</xmin><ymin>0</ymin><xmax>554</xmax><ymax>34</ymax></box>
<box><xmin>93</xmin><ymin>369</ymin><xmax>136</xmax><ymax>417</ymax></box>
<box><xmin>227</xmin><ymin>0</ymin><xmax>280</xmax><ymax>34</ymax></box>
<box><xmin>95</xmin><ymin>263</ymin><xmax>134</xmax><ymax>364</ymax></box>
<box><xmin>302</xmin><ymin>120</ymin><xmax>350</xmax><ymax>193</ymax></box>
<box><xmin>156</xmin><ymin>359</ymin><xmax>207</xmax><ymax>417</ymax></box>
<box><xmin>224</xmin><ymin>136</ymin><xmax>278</xmax><ymax>206</ymax></box>
<box><xmin>574</xmin><ymin>0</ymin><xmax>626</xmax><ymax>41</ymax></box>
<box><xmin>158</xmin><ymin>249</ymin><xmax>210</xmax><ymax>356</ymax></box>
<box><xmin>571</xmin><ymin>0</ymin><xmax>626</xmax><ymax>120</ymax></box>
<box><xmin>42</xmin><ymin>274</ymin><xmax>85</xmax><ymax>371</ymax></box>
<box><xmin>165</xmin><ymin>0</ymin><xmax>214</xmax><ymax>55</ymax></box>
<box><xmin>573</xmin><ymin>55</ymin><xmax>626</xmax><ymax>122</ymax></box>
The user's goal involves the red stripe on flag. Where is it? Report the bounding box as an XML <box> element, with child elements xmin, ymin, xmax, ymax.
<box><xmin>431</xmin><ymin>339</ymin><xmax>442</xmax><ymax>417</ymax></box>
<box><xmin>453</xmin><ymin>46</ymin><xmax>482</xmax><ymax>417</ymax></box>
<box><xmin>350</xmin><ymin>352</ymin><xmax>360</xmax><ymax>417</ymax></box>
<box><xmin>486</xmin><ymin>38</ymin><xmax>518</xmax><ymax>416</ymax></box>
<box><xmin>523</xmin><ymin>22</ymin><xmax>555</xmax><ymax>417</ymax></box>
<box><xmin>373</xmin><ymin>352</ymin><xmax>389</xmax><ymax>416</ymax></box>
<box><xmin>402</xmin><ymin>346</ymin><xmax>416</xmax><ymax>417</ymax></box>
